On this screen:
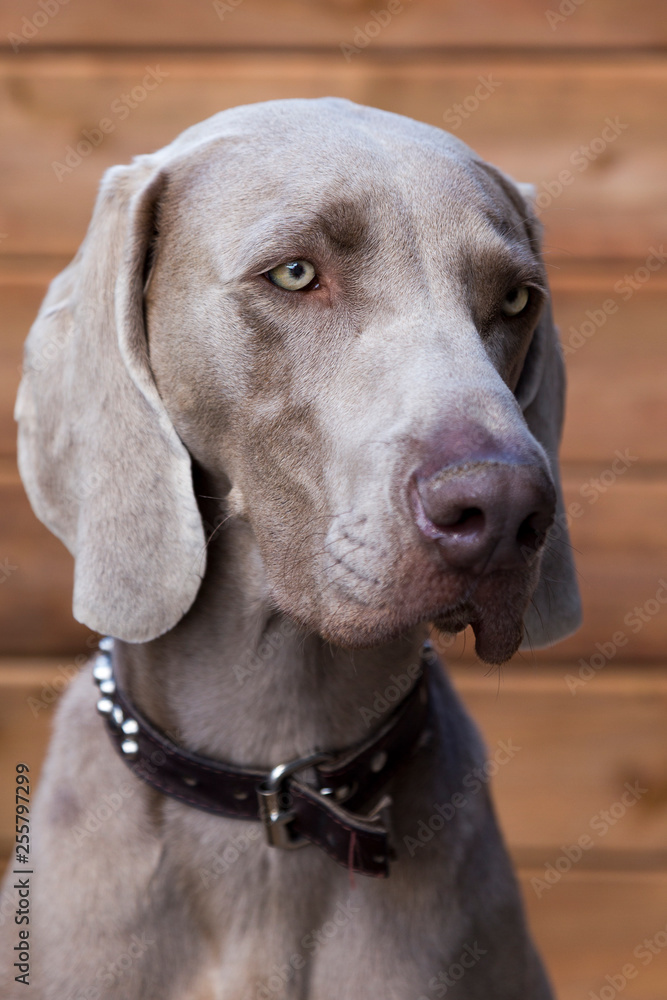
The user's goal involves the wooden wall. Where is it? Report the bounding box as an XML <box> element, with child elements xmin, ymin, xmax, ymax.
<box><xmin>1</xmin><ymin>3</ymin><xmax>666</xmax><ymax>996</ymax></box>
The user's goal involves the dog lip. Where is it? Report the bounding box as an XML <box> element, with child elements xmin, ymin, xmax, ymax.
<box><xmin>432</xmin><ymin>607</ymin><xmax>475</xmax><ymax>633</ymax></box>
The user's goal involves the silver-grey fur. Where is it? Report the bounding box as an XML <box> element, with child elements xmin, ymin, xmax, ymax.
<box><xmin>1</xmin><ymin>98</ymin><xmax>580</xmax><ymax>998</ymax></box>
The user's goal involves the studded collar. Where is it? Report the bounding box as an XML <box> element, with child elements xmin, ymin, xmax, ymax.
<box><xmin>93</xmin><ymin>639</ymin><xmax>433</xmax><ymax>878</ymax></box>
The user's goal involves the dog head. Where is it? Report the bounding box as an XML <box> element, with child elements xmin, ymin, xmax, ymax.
<box><xmin>16</xmin><ymin>98</ymin><xmax>580</xmax><ymax>663</ymax></box>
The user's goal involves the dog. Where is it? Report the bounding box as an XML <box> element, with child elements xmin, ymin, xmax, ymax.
<box><xmin>1</xmin><ymin>98</ymin><xmax>580</xmax><ymax>998</ymax></box>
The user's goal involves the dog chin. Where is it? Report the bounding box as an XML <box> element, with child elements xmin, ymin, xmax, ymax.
<box><xmin>433</xmin><ymin>573</ymin><xmax>534</xmax><ymax>664</ymax></box>
<box><xmin>312</xmin><ymin>569</ymin><xmax>535</xmax><ymax>664</ymax></box>
<box><xmin>432</xmin><ymin>614</ymin><xmax>525</xmax><ymax>665</ymax></box>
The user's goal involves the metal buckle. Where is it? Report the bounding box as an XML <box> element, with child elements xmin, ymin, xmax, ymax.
<box><xmin>257</xmin><ymin>750</ymin><xmax>332</xmax><ymax>850</ymax></box>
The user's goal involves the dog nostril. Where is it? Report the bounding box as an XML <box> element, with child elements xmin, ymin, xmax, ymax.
<box><xmin>516</xmin><ymin>512</ymin><xmax>548</xmax><ymax>553</ymax></box>
<box><xmin>412</xmin><ymin>457</ymin><xmax>556</xmax><ymax>573</ymax></box>
<box><xmin>446</xmin><ymin>507</ymin><xmax>485</xmax><ymax>535</ymax></box>
<box><xmin>429</xmin><ymin>503</ymin><xmax>485</xmax><ymax>532</ymax></box>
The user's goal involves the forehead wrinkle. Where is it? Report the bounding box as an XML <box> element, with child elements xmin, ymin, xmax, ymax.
<box><xmin>480</xmin><ymin>206</ymin><xmax>540</xmax><ymax>258</ymax></box>
<box><xmin>233</xmin><ymin>185</ymin><xmax>417</xmax><ymax>278</ymax></box>
<box><xmin>460</xmin><ymin>217</ymin><xmax>545</xmax><ymax>287</ymax></box>
<box><xmin>469</xmin><ymin>158</ymin><xmax>545</xmax><ymax>256</ymax></box>
<box><xmin>234</xmin><ymin>205</ymin><xmax>372</xmax><ymax>269</ymax></box>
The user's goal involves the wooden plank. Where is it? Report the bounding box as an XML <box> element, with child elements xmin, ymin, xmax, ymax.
<box><xmin>564</xmin><ymin>553</ymin><xmax>667</xmax><ymax>662</ymax></box>
<box><xmin>0</xmin><ymin>664</ymin><xmax>70</xmax><ymax>862</ymax></box>
<box><xmin>0</xmin><ymin>845</ymin><xmax>663</xmax><ymax>1000</ymax></box>
<box><xmin>0</xmin><ymin>478</ymin><xmax>93</xmax><ymax>654</ymax></box>
<box><xmin>438</xmin><ymin>472</ymin><xmax>667</xmax><ymax>663</ymax></box>
<box><xmin>563</xmin><ymin>476</ymin><xmax>667</xmax><ymax>553</ymax></box>
<box><xmin>2</xmin><ymin>262</ymin><xmax>667</xmax><ymax>462</ymax></box>
<box><xmin>559</xmin><ymin>283</ymin><xmax>667</xmax><ymax>465</ymax></box>
<box><xmin>520</xmin><ymin>871</ymin><xmax>667</xmax><ymax>1000</ymax></box>
<box><xmin>0</xmin><ymin>283</ymin><xmax>33</xmax><ymax>457</ymax></box>
<box><xmin>559</xmin><ymin>475</ymin><xmax>667</xmax><ymax>662</ymax></box>
<box><xmin>2</xmin><ymin>249</ymin><xmax>666</xmax><ymax>657</ymax></box>
<box><xmin>0</xmin><ymin>0</ymin><xmax>664</xmax><ymax>50</ymax></box>
<box><xmin>0</xmin><ymin>860</ymin><xmax>663</xmax><ymax>1000</ymax></box>
<box><xmin>1</xmin><ymin>466</ymin><xmax>667</xmax><ymax>657</ymax></box>
<box><xmin>2</xmin><ymin>661</ymin><xmax>667</xmax><ymax>855</ymax></box>
<box><xmin>0</xmin><ymin>52</ymin><xmax>665</xmax><ymax>259</ymax></box>
<box><xmin>449</xmin><ymin>664</ymin><xmax>667</xmax><ymax>852</ymax></box>
<box><xmin>2</xmin><ymin>661</ymin><xmax>667</xmax><ymax>999</ymax></box>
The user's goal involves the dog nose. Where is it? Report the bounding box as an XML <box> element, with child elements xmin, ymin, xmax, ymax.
<box><xmin>411</xmin><ymin>461</ymin><xmax>556</xmax><ymax>572</ymax></box>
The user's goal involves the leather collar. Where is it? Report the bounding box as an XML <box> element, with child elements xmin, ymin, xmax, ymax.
<box><xmin>93</xmin><ymin>639</ymin><xmax>433</xmax><ymax>878</ymax></box>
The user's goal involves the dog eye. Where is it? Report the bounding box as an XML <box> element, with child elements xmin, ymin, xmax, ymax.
<box><xmin>266</xmin><ymin>260</ymin><xmax>317</xmax><ymax>291</ymax></box>
<box><xmin>500</xmin><ymin>286</ymin><xmax>530</xmax><ymax>316</ymax></box>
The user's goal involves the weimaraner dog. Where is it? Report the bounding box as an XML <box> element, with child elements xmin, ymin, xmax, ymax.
<box><xmin>2</xmin><ymin>98</ymin><xmax>580</xmax><ymax>998</ymax></box>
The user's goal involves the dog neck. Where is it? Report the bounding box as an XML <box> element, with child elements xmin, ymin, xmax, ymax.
<box><xmin>114</xmin><ymin>515</ymin><xmax>428</xmax><ymax>768</ymax></box>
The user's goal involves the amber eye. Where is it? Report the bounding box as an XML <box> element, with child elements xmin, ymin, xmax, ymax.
<box><xmin>501</xmin><ymin>286</ymin><xmax>530</xmax><ymax>316</ymax></box>
<box><xmin>266</xmin><ymin>260</ymin><xmax>317</xmax><ymax>291</ymax></box>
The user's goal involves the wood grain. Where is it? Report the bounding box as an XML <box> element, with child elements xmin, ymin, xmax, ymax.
<box><xmin>2</xmin><ymin>262</ymin><xmax>667</xmax><ymax>461</ymax></box>
<box><xmin>451</xmin><ymin>665</ymin><xmax>667</xmax><ymax>853</ymax></box>
<box><xmin>0</xmin><ymin>477</ymin><xmax>93</xmax><ymax>654</ymax></box>
<box><xmin>1</xmin><ymin>459</ymin><xmax>666</xmax><ymax>658</ymax></box>
<box><xmin>0</xmin><ymin>0</ymin><xmax>664</xmax><ymax>981</ymax></box>
<box><xmin>521</xmin><ymin>871</ymin><xmax>667</xmax><ymax>1000</ymax></box>
<box><xmin>2</xmin><ymin>660</ymin><xmax>667</xmax><ymax>999</ymax></box>
<box><xmin>2</xmin><ymin>661</ymin><xmax>667</xmax><ymax>854</ymax></box>
<box><xmin>1</xmin><ymin>464</ymin><xmax>666</xmax><ymax>657</ymax></box>
<box><xmin>1</xmin><ymin>0</ymin><xmax>664</xmax><ymax>50</ymax></box>
<box><xmin>0</xmin><ymin>52</ymin><xmax>665</xmax><ymax>259</ymax></box>
<box><xmin>2</xmin><ymin>251</ymin><xmax>665</xmax><ymax>658</ymax></box>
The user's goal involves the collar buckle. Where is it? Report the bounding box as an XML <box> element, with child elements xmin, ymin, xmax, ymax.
<box><xmin>257</xmin><ymin>750</ymin><xmax>333</xmax><ymax>850</ymax></box>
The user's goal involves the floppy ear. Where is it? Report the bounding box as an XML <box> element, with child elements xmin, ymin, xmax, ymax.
<box><xmin>475</xmin><ymin>162</ymin><xmax>581</xmax><ymax>646</ymax></box>
<box><xmin>514</xmin><ymin>246</ymin><xmax>582</xmax><ymax>649</ymax></box>
<box><xmin>15</xmin><ymin>159</ymin><xmax>206</xmax><ymax>642</ymax></box>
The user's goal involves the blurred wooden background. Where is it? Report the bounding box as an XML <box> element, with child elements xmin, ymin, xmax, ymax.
<box><xmin>1</xmin><ymin>2</ymin><xmax>666</xmax><ymax>996</ymax></box>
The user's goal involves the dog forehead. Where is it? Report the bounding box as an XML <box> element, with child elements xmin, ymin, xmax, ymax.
<box><xmin>159</xmin><ymin>98</ymin><xmax>503</xmax><ymax>227</ymax></box>
<box><xmin>146</xmin><ymin>99</ymin><xmax>535</xmax><ymax>304</ymax></box>
<box><xmin>162</xmin><ymin>97</ymin><xmax>474</xmax><ymax>167</ymax></box>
